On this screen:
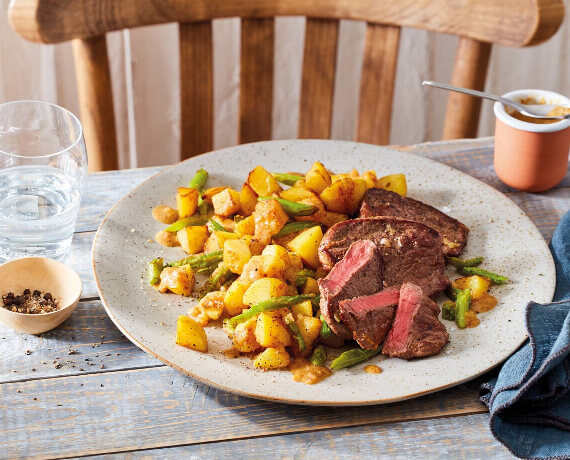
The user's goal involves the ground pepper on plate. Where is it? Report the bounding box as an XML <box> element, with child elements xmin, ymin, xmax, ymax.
<box><xmin>1</xmin><ymin>289</ymin><xmax>59</xmax><ymax>314</ymax></box>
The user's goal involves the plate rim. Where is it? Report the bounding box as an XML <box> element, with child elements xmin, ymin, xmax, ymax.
<box><xmin>91</xmin><ymin>139</ymin><xmax>556</xmax><ymax>406</ymax></box>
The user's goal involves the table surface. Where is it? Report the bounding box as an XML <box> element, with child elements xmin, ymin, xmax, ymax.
<box><xmin>2</xmin><ymin>137</ymin><xmax>569</xmax><ymax>459</ymax></box>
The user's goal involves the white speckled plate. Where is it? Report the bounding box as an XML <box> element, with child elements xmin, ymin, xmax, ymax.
<box><xmin>92</xmin><ymin>140</ymin><xmax>555</xmax><ymax>405</ymax></box>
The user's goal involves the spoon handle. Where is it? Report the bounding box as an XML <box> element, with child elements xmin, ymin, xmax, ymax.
<box><xmin>422</xmin><ymin>80</ymin><xmax>514</xmax><ymax>108</ymax></box>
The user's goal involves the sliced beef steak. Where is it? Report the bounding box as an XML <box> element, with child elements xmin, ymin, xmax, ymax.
<box><xmin>382</xmin><ymin>282</ymin><xmax>449</xmax><ymax>359</ymax></box>
<box><xmin>359</xmin><ymin>188</ymin><xmax>469</xmax><ymax>256</ymax></box>
<box><xmin>318</xmin><ymin>240</ymin><xmax>383</xmax><ymax>339</ymax></box>
<box><xmin>339</xmin><ymin>287</ymin><xmax>400</xmax><ymax>350</ymax></box>
<box><xmin>319</xmin><ymin>217</ymin><xmax>449</xmax><ymax>297</ymax></box>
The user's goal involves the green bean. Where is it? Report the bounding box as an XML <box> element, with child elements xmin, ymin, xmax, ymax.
<box><xmin>271</xmin><ymin>172</ymin><xmax>304</xmax><ymax>186</ymax></box>
<box><xmin>258</xmin><ymin>196</ymin><xmax>318</xmax><ymax>217</ymax></box>
<box><xmin>148</xmin><ymin>257</ymin><xmax>164</xmax><ymax>285</ymax></box>
<box><xmin>284</xmin><ymin>316</ymin><xmax>306</xmax><ymax>352</ymax></box>
<box><xmin>273</xmin><ymin>221</ymin><xmax>320</xmax><ymax>238</ymax></box>
<box><xmin>295</xmin><ymin>269</ymin><xmax>316</xmax><ymax>289</ymax></box>
<box><xmin>447</xmin><ymin>256</ymin><xmax>484</xmax><ymax>268</ymax></box>
<box><xmin>225</xmin><ymin>294</ymin><xmax>315</xmax><ymax>331</ymax></box>
<box><xmin>164</xmin><ymin>215</ymin><xmax>209</xmax><ymax>232</ymax></box>
<box><xmin>455</xmin><ymin>289</ymin><xmax>470</xmax><ymax>329</ymax></box>
<box><xmin>311</xmin><ymin>295</ymin><xmax>321</xmax><ymax>312</ymax></box>
<box><xmin>446</xmin><ymin>287</ymin><xmax>461</xmax><ymax>301</ymax></box>
<box><xmin>188</xmin><ymin>169</ymin><xmax>209</xmax><ymax>215</ymax></box>
<box><xmin>441</xmin><ymin>300</ymin><xmax>456</xmax><ymax>321</ymax></box>
<box><xmin>199</xmin><ymin>264</ymin><xmax>234</xmax><ymax>299</ymax></box>
<box><xmin>167</xmin><ymin>250</ymin><xmax>223</xmax><ymax>268</ymax></box>
<box><xmin>309</xmin><ymin>345</ymin><xmax>327</xmax><ymax>366</ymax></box>
<box><xmin>459</xmin><ymin>267</ymin><xmax>509</xmax><ymax>285</ymax></box>
<box><xmin>319</xmin><ymin>315</ymin><xmax>332</xmax><ymax>339</ymax></box>
<box><xmin>207</xmin><ymin>219</ymin><xmax>226</xmax><ymax>232</ymax></box>
<box><xmin>330</xmin><ymin>347</ymin><xmax>381</xmax><ymax>370</ymax></box>
<box><xmin>188</xmin><ymin>168</ymin><xmax>208</xmax><ymax>190</ymax></box>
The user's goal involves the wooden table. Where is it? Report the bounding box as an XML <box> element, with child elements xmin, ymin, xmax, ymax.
<box><xmin>2</xmin><ymin>137</ymin><xmax>568</xmax><ymax>459</ymax></box>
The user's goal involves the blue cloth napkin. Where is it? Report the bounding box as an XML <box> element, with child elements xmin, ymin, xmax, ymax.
<box><xmin>481</xmin><ymin>210</ymin><xmax>570</xmax><ymax>459</ymax></box>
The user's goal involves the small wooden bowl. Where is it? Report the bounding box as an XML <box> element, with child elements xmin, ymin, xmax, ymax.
<box><xmin>0</xmin><ymin>257</ymin><xmax>82</xmax><ymax>334</ymax></box>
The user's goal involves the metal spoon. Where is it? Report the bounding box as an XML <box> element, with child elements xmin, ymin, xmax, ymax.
<box><xmin>422</xmin><ymin>80</ymin><xmax>570</xmax><ymax>120</ymax></box>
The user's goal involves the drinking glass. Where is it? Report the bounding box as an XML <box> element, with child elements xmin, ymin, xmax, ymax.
<box><xmin>0</xmin><ymin>101</ymin><xmax>88</xmax><ymax>261</ymax></box>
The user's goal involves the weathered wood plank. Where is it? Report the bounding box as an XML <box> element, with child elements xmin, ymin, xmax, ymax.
<box><xmin>88</xmin><ymin>413</ymin><xmax>511</xmax><ymax>460</ymax></box>
<box><xmin>67</xmin><ymin>232</ymin><xmax>97</xmax><ymax>298</ymax></box>
<box><xmin>0</xmin><ymin>366</ymin><xmax>488</xmax><ymax>459</ymax></box>
<box><xmin>179</xmin><ymin>21</ymin><xmax>214</xmax><ymax>159</ymax></box>
<box><xmin>77</xmin><ymin>166</ymin><xmax>162</xmax><ymax>232</ymax></box>
<box><xmin>0</xmin><ymin>300</ymin><xmax>160</xmax><ymax>384</ymax></box>
<box><xmin>239</xmin><ymin>18</ymin><xmax>274</xmax><ymax>144</ymax></box>
<box><xmin>298</xmin><ymin>18</ymin><xmax>339</xmax><ymax>139</ymax></box>
<box><xmin>401</xmin><ymin>137</ymin><xmax>570</xmax><ymax>192</ymax></box>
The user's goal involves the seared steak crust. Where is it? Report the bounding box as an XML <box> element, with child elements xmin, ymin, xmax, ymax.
<box><xmin>318</xmin><ymin>240</ymin><xmax>383</xmax><ymax>339</ymax></box>
<box><xmin>359</xmin><ymin>188</ymin><xmax>469</xmax><ymax>256</ymax></box>
<box><xmin>382</xmin><ymin>282</ymin><xmax>449</xmax><ymax>359</ymax></box>
<box><xmin>318</xmin><ymin>217</ymin><xmax>449</xmax><ymax>297</ymax></box>
<box><xmin>339</xmin><ymin>288</ymin><xmax>400</xmax><ymax>350</ymax></box>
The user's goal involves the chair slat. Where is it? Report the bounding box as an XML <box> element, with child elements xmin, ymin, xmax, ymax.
<box><xmin>442</xmin><ymin>37</ymin><xmax>492</xmax><ymax>140</ymax></box>
<box><xmin>356</xmin><ymin>23</ymin><xmax>400</xmax><ymax>145</ymax></box>
<box><xmin>179</xmin><ymin>22</ymin><xmax>213</xmax><ymax>159</ymax></box>
<box><xmin>72</xmin><ymin>36</ymin><xmax>118</xmax><ymax>171</ymax></box>
<box><xmin>239</xmin><ymin>18</ymin><xmax>274</xmax><ymax>144</ymax></box>
<box><xmin>298</xmin><ymin>18</ymin><xmax>339</xmax><ymax>139</ymax></box>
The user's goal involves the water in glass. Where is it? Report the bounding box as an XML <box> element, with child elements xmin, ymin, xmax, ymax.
<box><xmin>0</xmin><ymin>101</ymin><xmax>87</xmax><ymax>261</ymax></box>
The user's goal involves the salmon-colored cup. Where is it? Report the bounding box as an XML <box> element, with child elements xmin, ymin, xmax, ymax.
<box><xmin>494</xmin><ymin>89</ymin><xmax>570</xmax><ymax>192</ymax></box>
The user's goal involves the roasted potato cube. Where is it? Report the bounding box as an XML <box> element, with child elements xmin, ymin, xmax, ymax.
<box><xmin>296</xmin><ymin>314</ymin><xmax>321</xmax><ymax>352</ymax></box>
<box><xmin>255</xmin><ymin>312</ymin><xmax>292</xmax><ymax>348</ymax></box>
<box><xmin>200</xmin><ymin>291</ymin><xmax>226</xmax><ymax>321</ymax></box>
<box><xmin>176</xmin><ymin>187</ymin><xmax>199</xmax><ymax>218</ymax></box>
<box><xmin>283</xmin><ymin>252</ymin><xmax>304</xmax><ymax>284</ymax></box>
<box><xmin>319</xmin><ymin>178</ymin><xmax>367</xmax><ymax>215</ymax></box>
<box><xmin>176</xmin><ymin>315</ymin><xmax>208</xmax><ymax>352</ymax></box>
<box><xmin>240</xmin><ymin>254</ymin><xmax>287</xmax><ymax>285</ymax></box>
<box><xmin>158</xmin><ymin>266</ymin><xmax>195</xmax><ymax>296</ymax></box>
<box><xmin>152</xmin><ymin>205</ymin><xmax>178</xmax><ymax>224</ymax></box>
<box><xmin>241</xmin><ymin>236</ymin><xmax>266</xmax><ymax>255</ymax></box>
<box><xmin>254</xmin><ymin>346</ymin><xmax>291</xmax><ymax>369</ymax></box>
<box><xmin>287</xmin><ymin>226</ymin><xmax>324</xmax><ymax>269</ymax></box>
<box><xmin>202</xmin><ymin>186</ymin><xmax>229</xmax><ymax>204</ymax></box>
<box><xmin>232</xmin><ymin>318</ymin><xmax>261</xmax><ymax>353</ymax></box>
<box><xmin>261</xmin><ymin>244</ymin><xmax>289</xmax><ymax>261</ymax></box>
<box><xmin>376</xmin><ymin>173</ymin><xmax>407</xmax><ymax>196</ymax></box>
<box><xmin>177</xmin><ymin>225</ymin><xmax>209</xmax><ymax>254</ymax></box>
<box><xmin>212</xmin><ymin>188</ymin><xmax>241</xmax><ymax>217</ymax></box>
<box><xmin>239</xmin><ymin>183</ymin><xmax>258</xmax><ymax>216</ymax></box>
<box><xmin>331</xmin><ymin>173</ymin><xmax>350</xmax><ymax>183</ymax></box>
<box><xmin>235</xmin><ymin>215</ymin><xmax>255</xmax><ymax>237</ymax></box>
<box><xmin>247</xmin><ymin>165</ymin><xmax>282</xmax><ymax>197</ymax></box>
<box><xmin>253</xmin><ymin>199</ymin><xmax>289</xmax><ymax>244</ymax></box>
<box><xmin>452</xmin><ymin>275</ymin><xmax>491</xmax><ymax>300</ymax></box>
<box><xmin>301</xmin><ymin>277</ymin><xmax>320</xmax><ymax>295</ymax></box>
<box><xmin>155</xmin><ymin>230</ymin><xmax>180</xmax><ymax>247</ymax></box>
<box><xmin>316</xmin><ymin>211</ymin><xmax>348</xmax><ymax>227</ymax></box>
<box><xmin>187</xmin><ymin>303</ymin><xmax>208</xmax><ymax>326</ymax></box>
<box><xmin>204</xmin><ymin>230</ymin><xmax>239</xmax><ymax>254</ymax></box>
<box><xmin>361</xmin><ymin>170</ymin><xmax>378</xmax><ymax>188</ymax></box>
<box><xmin>223</xmin><ymin>239</ymin><xmax>252</xmax><ymax>274</ymax></box>
<box><xmin>305</xmin><ymin>162</ymin><xmax>332</xmax><ymax>194</ymax></box>
<box><xmin>224</xmin><ymin>280</ymin><xmax>250</xmax><ymax>316</ymax></box>
<box><xmin>243</xmin><ymin>278</ymin><xmax>289</xmax><ymax>306</ymax></box>
<box><xmin>279</xmin><ymin>186</ymin><xmax>317</xmax><ymax>203</ymax></box>
<box><xmin>292</xmin><ymin>300</ymin><xmax>313</xmax><ymax>318</ymax></box>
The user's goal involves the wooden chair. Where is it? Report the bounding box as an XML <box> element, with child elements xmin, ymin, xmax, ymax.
<box><xmin>8</xmin><ymin>0</ymin><xmax>564</xmax><ymax>171</ymax></box>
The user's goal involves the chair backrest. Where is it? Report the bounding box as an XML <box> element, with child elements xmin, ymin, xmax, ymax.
<box><xmin>8</xmin><ymin>0</ymin><xmax>565</xmax><ymax>171</ymax></box>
